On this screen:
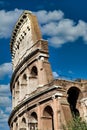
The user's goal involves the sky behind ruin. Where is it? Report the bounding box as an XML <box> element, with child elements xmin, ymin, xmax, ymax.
<box><xmin>0</xmin><ymin>0</ymin><xmax>87</xmax><ymax>129</ymax></box>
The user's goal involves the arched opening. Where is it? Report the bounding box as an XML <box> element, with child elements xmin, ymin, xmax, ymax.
<box><xmin>21</xmin><ymin>74</ymin><xmax>27</xmax><ymax>99</ymax></box>
<box><xmin>15</xmin><ymin>81</ymin><xmax>20</xmax><ymax>105</ymax></box>
<box><xmin>12</xmin><ymin>86</ymin><xmax>15</xmax><ymax>108</ymax></box>
<box><xmin>22</xmin><ymin>74</ymin><xmax>27</xmax><ymax>84</ymax></box>
<box><xmin>67</xmin><ymin>87</ymin><xmax>81</xmax><ymax>117</ymax></box>
<box><xmin>29</xmin><ymin>112</ymin><xmax>38</xmax><ymax>130</ymax></box>
<box><xmin>31</xmin><ymin>66</ymin><xmax>38</xmax><ymax>76</ymax></box>
<box><xmin>29</xmin><ymin>66</ymin><xmax>38</xmax><ymax>94</ymax></box>
<box><xmin>16</xmin><ymin>123</ymin><xmax>18</xmax><ymax>130</ymax></box>
<box><xmin>20</xmin><ymin>117</ymin><xmax>26</xmax><ymax>130</ymax></box>
<box><xmin>22</xmin><ymin>117</ymin><xmax>26</xmax><ymax>124</ymax></box>
<box><xmin>43</xmin><ymin>106</ymin><xmax>54</xmax><ymax>130</ymax></box>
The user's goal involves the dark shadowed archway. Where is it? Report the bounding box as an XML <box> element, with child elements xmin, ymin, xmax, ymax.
<box><xmin>67</xmin><ymin>87</ymin><xmax>82</xmax><ymax>117</ymax></box>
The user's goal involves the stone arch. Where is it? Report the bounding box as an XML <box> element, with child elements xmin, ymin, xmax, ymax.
<box><xmin>19</xmin><ymin>117</ymin><xmax>27</xmax><ymax>130</ymax></box>
<box><xmin>67</xmin><ymin>86</ymin><xmax>83</xmax><ymax>116</ymax></box>
<box><xmin>12</xmin><ymin>86</ymin><xmax>15</xmax><ymax>108</ymax></box>
<box><xmin>16</xmin><ymin>122</ymin><xmax>18</xmax><ymax>130</ymax></box>
<box><xmin>15</xmin><ymin>80</ymin><xmax>20</xmax><ymax>105</ymax></box>
<box><xmin>29</xmin><ymin>112</ymin><xmax>38</xmax><ymax>130</ymax></box>
<box><xmin>21</xmin><ymin>73</ymin><xmax>27</xmax><ymax>99</ymax></box>
<box><xmin>22</xmin><ymin>73</ymin><xmax>27</xmax><ymax>85</ymax></box>
<box><xmin>22</xmin><ymin>117</ymin><xmax>26</xmax><ymax>124</ymax></box>
<box><xmin>28</xmin><ymin>66</ymin><xmax>38</xmax><ymax>94</ymax></box>
<box><xmin>31</xmin><ymin>66</ymin><xmax>38</xmax><ymax>77</ymax></box>
<box><xmin>42</xmin><ymin>104</ymin><xmax>54</xmax><ymax>116</ymax></box>
<box><xmin>43</xmin><ymin>105</ymin><xmax>54</xmax><ymax>130</ymax></box>
<box><xmin>16</xmin><ymin>81</ymin><xmax>19</xmax><ymax>94</ymax></box>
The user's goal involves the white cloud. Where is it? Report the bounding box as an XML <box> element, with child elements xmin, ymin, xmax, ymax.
<box><xmin>41</xmin><ymin>19</ymin><xmax>87</xmax><ymax>47</ymax></box>
<box><xmin>0</xmin><ymin>84</ymin><xmax>11</xmax><ymax>107</ymax></box>
<box><xmin>35</xmin><ymin>10</ymin><xmax>87</xmax><ymax>48</ymax></box>
<box><xmin>0</xmin><ymin>84</ymin><xmax>11</xmax><ymax>128</ymax></box>
<box><xmin>0</xmin><ymin>96</ymin><xmax>11</xmax><ymax>107</ymax></box>
<box><xmin>0</xmin><ymin>62</ymin><xmax>12</xmax><ymax>79</ymax></box>
<box><xmin>5</xmin><ymin>107</ymin><xmax>11</xmax><ymax>113</ymax></box>
<box><xmin>0</xmin><ymin>110</ymin><xmax>8</xmax><ymax>122</ymax></box>
<box><xmin>0</xmin><ymin>8</ymin><xmax>23</xmax><ymax>38</ymax></box>
<box><xmin>34</xmin><ymin>10</ymin><xmax>64</xmax><ymax>24</ymax></box>
<box><xmin>48</xmin><ymin>36</ymin><xmax>65</xmax><ymax>48</ymax></box>
<box><xmin>0</xmin><ymin>109</ymin><xmax>9</xmax><ymax>130</ymax></box>
<box><xmin>53</xmin><ymin>71</ymin><xmax>59</xmax><ymax>79</ymax></box>
<box><xmin>0</xmin><ymin>9</ymin><xmax>87</xmax><ymax>47</ymax></box>
<box><xmin>0</xmin><ymin>84</ymin><xmax>11</xmax><ymax>96</ymax></box>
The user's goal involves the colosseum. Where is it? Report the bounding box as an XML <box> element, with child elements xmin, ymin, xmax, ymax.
<box><xmin>8</xmin><ymin>10</ymin><xmax>87</xmax><ymax>130</ymax></box>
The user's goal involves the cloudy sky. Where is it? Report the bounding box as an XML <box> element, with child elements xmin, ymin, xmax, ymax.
<box><xmin>0</xmin><ymin>0</ymin><xmax>87</xmax><ymax>129</ymax></box>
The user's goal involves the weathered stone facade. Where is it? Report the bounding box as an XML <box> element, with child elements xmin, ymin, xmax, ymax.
<box><xmin>8</xmin><ymin>10</ymin><xmax>87</xmax><ymax>130</ymax></box>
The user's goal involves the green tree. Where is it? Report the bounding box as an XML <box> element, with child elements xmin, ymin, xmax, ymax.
<box><xmin>63</xmin><ymin>116</ymin><xmax>87</xmax><ymax>130</ymax></box>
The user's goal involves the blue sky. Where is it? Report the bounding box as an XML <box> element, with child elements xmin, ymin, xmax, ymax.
<box><xmin>0</xmin><ymin>0</ymin><xmax>87</xmax><ymax>129</ymax></box>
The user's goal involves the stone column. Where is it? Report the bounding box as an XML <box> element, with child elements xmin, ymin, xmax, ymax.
<box><xmin>19</xmin><ymin>76</ymin><xmax>22</xmax><ymax>101</ymax></box>
<box><xmin>13</xmin><ymin>122</ymin><xmax>16</xmax><ymax>130</ymax></box>
<box><xmin>52</xmin><ymin>96</ymin><xmax>58</xmax><ymax>130</ymax></box>
<box><xmin>38</xmin><ymin>57</ymin><xmax>48</xmax><ymax>87</ymax></box>
<box><xmin>52</xmin><ymin>92</ymin><xmax>63</xmax><ymax>130</ymax></box>
<box><xmin>25</xmin><ymin>113</ymin><xmax>29</xmax><ymax>130</ymax></box>
<box><xmin>26</xmin><ymin>74</ymin><xmax>30</xmax><ymax>96</ymax></box>
<box><xmin>37</xmin><ymin>103</ymin><xmax>41</xmax><ymax>130</ymax></box>
<box><xmin>57</xmin><ymin>97</ymin><xmax>62</xmax><ymax>130</ymax></box>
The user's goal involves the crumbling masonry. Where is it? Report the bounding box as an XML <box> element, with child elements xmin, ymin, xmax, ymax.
<box><xmin>8</xmin><ymin>10</ymin><xmax>87</xmax><ymax>130</ymax></box>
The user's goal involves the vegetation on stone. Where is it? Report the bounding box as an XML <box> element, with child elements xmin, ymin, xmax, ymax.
<box><xmin>63</xmin><ymin>116</ymin><xmax>87</xmax><ymax>130</ymax></box>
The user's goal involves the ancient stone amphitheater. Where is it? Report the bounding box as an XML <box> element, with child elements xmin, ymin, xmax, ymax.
<box><xmin>8</xmin><ymin>10</ymin><xmax>87</xmax><ymax>130</ymax></box>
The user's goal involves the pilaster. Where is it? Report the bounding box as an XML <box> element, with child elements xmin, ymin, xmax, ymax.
<box><xmin>37</xmin><ymin>103</ymin><xmax>41</xmax><ymax>130</ymax></box>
